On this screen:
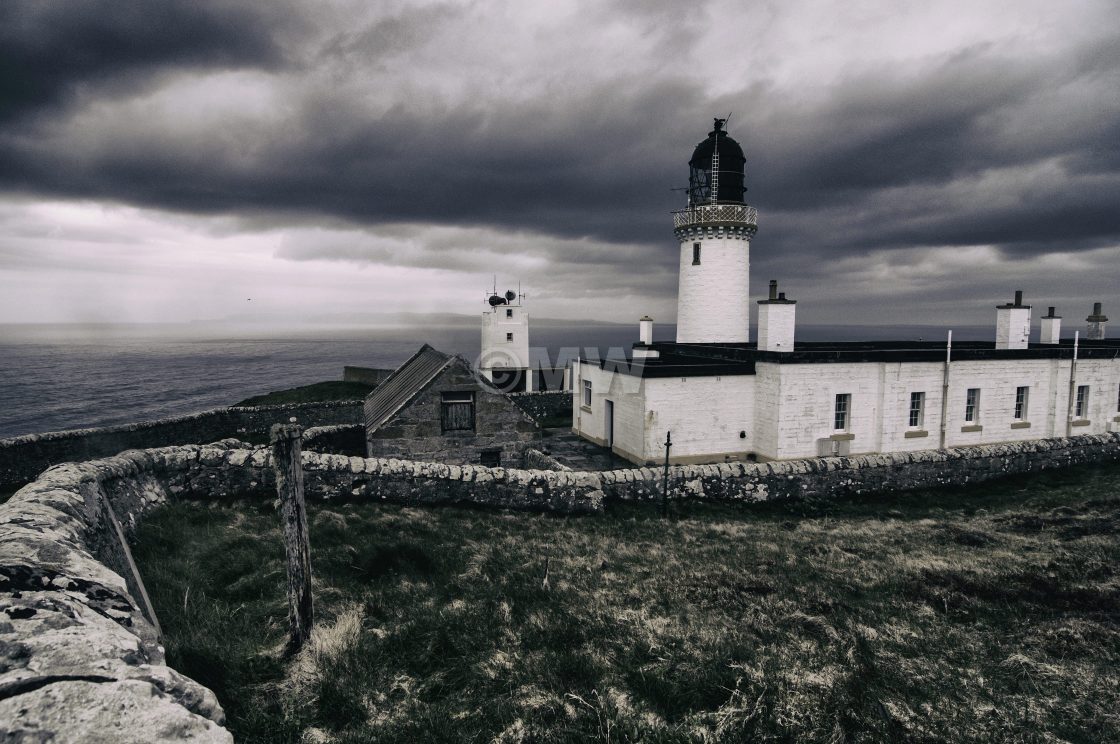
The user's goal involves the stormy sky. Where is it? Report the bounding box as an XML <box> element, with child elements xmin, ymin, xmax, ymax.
<box><xmin>1</xmin><ymin>0</ymin><xmax>1117</xmax><ymax>328</ymax></box>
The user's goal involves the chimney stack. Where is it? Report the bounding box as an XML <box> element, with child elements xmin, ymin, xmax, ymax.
<box><xmin>1039</xmin><ymin>306</ymin><xmax>1061</xmax><ymax>345</ymax></box>
<box><xmin>1086</xmin><ymin>302</ymin><xmax>1109</xmax><ymax>340</ymax></box>
<box><xmin>634</xmin><ymin>316</ymin><xmax>659</xmax><ymax>358</ymax></box>
<box><xmin>757</xmin><ymin>280</ymin><xmax>796</xmax><ymax>352</ymax></box>
<box><xmin>995</xmin><ymin>289</ymin><xmax>1032</xmax><ymax>350</ymax></box>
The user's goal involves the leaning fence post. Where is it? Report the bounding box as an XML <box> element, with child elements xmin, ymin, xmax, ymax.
<box><xmin>270</xmin><ymin>423</ymin><xmax>313</xmax><ymax>654</ymax></box>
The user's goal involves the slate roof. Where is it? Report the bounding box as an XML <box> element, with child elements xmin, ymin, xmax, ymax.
<box><xmin>363</xmin><ymin>344</ymin><xmax>455</xmax><ymax>431</ymax></box>
<box><xmin>587</xmin><ymin>338</ymin><xmax>1120</xmax><ymax>379</ymax></box>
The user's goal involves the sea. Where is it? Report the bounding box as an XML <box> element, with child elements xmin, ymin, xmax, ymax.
<box><xmin>0</xmin><ymin>322</ymin><xmax>993</xmax><ymax>440</ymax></box>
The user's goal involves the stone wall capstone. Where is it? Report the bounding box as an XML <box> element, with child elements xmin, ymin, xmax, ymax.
<box><xmin>0</xmin><ymin>401</ymin><xmax>363</xmax><ymax>491</ymax></box>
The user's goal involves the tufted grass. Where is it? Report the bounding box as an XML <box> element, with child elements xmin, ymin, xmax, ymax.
<box><xmin>133</xmin><ymin>464</ymin><xmax>1120</xmax><ymax>743</ymax></box>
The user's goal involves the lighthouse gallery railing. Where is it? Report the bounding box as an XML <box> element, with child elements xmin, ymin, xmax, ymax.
<box><xmin>672</xmin><ymin>203</ymin><xmax>758</xmax><ymax>229</ymax></box>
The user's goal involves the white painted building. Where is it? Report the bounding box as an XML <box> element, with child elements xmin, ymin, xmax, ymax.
<box><xmin>479</xmin><ymin>288</ymin><xmax>533</xmax><ymax>392</ymax></box>
<box><xmin>573</xmin><ymin>119</ymin><xmax>1120</xmax><ymax>465</ymax></box>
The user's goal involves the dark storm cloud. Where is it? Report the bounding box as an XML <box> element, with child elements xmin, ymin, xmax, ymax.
<box><xmin>0</xmin><ymin>0</ymin><xmax>1117</xmax><ymax>323</ymax></box>
<box><xmin>0</xmin><ymin>0</ymin><xmax>302</xmax><ymax>124</ymax></box>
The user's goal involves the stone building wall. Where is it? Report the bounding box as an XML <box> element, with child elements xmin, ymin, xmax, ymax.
<box><xmin>0</xmin><ymin>401</ymin><xmax>363</xmax><ymax>490</ymax></box>
<box><xmin>507</xmin><ymin>391</ymin><xmax>572</xmax><ymax>422</ymax></box>
<box><xmin>366</xmin><ymin>364</ymin><xmax>538</xmax><ymax>467</ymax></box>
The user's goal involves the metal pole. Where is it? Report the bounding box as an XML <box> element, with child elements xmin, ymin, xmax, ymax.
<box><xmin>661</xmin><ymin>432</ymin><xmax>670</xmax><ymax>516</ymax></box>
<box><xmin>1066</xmin><ymin>332</ymin><xmax>1079</xmax><ymax>438</ymax></box>
<box><xmin>270</xmin><ymin>423</ymin><xmax>313</xmax><ymax>654</ymax></box>
<box><xmin>939</xmin><ymin>330</ymin><xmax>952</xmax><ymax>449</ymax></box>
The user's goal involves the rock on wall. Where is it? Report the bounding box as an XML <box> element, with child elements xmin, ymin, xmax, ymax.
<box><xmin>0</xmin><ymin>446</ymin><xmax>235</xmax><ymax>742</ymax></box>
<box><xmin>302</xmin><ymin>425</ymin><xmax>367</xmax><ymax>456</ymax></box>
<box><xmin>0</xmin><ymin>401</ymin><xmax>363</xmax><ymax>491</ymax></box>
<box><xmin>522</xmin><ymin>448</ymin><xmax>574</xmax><ymax>472</ymax></box>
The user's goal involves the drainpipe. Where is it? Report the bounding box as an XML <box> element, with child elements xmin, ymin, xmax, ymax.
<box><xmin>1066</xmin><ymin>332</ymin><xmax>1079</xmax><ymax>437</ymax></box>
<box><xmin>939</xmin><ymin>330</ymin><xmax>952</xmax><ymax>449</ymax></box>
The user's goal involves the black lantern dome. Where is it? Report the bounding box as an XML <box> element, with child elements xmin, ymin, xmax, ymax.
<box><xmin>687</xmin><ymin>118</ymin><xmax>746</xmax><ymax>206</ymax></box>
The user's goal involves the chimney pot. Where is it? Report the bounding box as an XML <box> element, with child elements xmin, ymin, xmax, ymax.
<box><xmin>768</xmin><ymin>280</ymin><xmax>778</xmax><ymax>300</ymax></box>
<box><xmin>1093</xmin><ymin>302</ymin><xmax>1102</xmax><ymax>315</ymax></box>
<box><xmin>1014</xmin><ymin>290</ymin><xmax>1023</xmax><ymax>306</ymax></box>
<box><xmin>1048</xmin><ymin>306</ymin><xmax>1055</xmax><ymax>316</ymax></box>
<box><xmin>778</xmin><ymin>292</ymin><xmax>786</xmax><ymax>300</ymax></box>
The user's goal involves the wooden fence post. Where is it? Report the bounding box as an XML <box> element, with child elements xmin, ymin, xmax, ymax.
<box><xmin>270</xmin><ymin>423</ymin><xmax>313</xmax><ymax>654</ymax></box>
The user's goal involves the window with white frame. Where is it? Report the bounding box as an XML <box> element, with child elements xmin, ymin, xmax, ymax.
<box><xmin>964</xmin><ymin>388</ymin><xmax>980</xmax><ymax>423</ymax></box>
<box><xmin>1075</xmin><ymin>385</ymin><xmax>1090</xmax><ymax>419</ymax></box>
<box><xmin>582</xmin><ymin>379</ymin><xmax>592</xmax><ymax>408</ymax></box>
<box><xmin>834</xmin><ymin>393</ymin><xmax>850</xmax><ymax>431</ymax></box>
<box><xmin>908</xmin><ymin>392</ymin><xmax>925</xmax><ymax>428</ymax></box>
<box><xmin>1014</xmin><ymin>386</ymin><xmax>1029</xmax><ymax>420</ymax></box>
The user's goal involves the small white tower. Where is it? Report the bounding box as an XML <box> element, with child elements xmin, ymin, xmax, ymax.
<box><xmin>995</xmin><ymin>290</ymin><xmax>1031</xmax><ymax>350</ymax></box>
<box><xmin>673</xmin><ymin>119</ymin><xmax>757</xmax><ymax>344</ymax></box>
<box><xmin>480</xmin><ymin>287</ymin><xmax>532</xmax><ymax>391</ymax></box>
<box><xmin>757</xmin><ymin>280</ymin><xmax>796</xmax><ymax>352</ymax></box>
<box><xmin>1039</xmin><ymin>307</ymin><xmax>1061</xmax><ymax>344</ymax></box>
<box><xmin>1086</xmin><ymin>302</ymin><xmax>1108</xmax><ymax>340</ymax></box>
<box><xmin>634</xmin><ymin>316</ymin><xmax>659</xmax><ymax>359</ymax></box>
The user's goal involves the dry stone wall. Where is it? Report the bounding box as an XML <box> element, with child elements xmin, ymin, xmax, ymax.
<box><xmin>0</xmin><ymin>401</ymin><xmax>363</xmax><ymax>491</ymax></box>
<box><xmin>3</xmin><ymin>432</ymin><xmax>1120</xmax><ymax>739</ymax></box>
<box><xmin>602</xmin><ymin>433</ymin><xmax>1120</xmax><ymax>503</ymax></box>
<box><xmin>0</xmin><ymin>446</ymin><xmax>236</xmax><ymax>742</ymax></box>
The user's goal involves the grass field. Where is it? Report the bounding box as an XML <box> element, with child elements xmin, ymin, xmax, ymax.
<box><xmin>133</xmin><ymin>465</ymin><xmax>1120</xmax><ymax>743</ymax></box>
<box><xmin>234</xmin><ymin>381</ymin><xmax>374</xmax><ymax>407</ymax></box>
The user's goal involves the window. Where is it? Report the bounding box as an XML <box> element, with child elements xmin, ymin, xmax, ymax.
<box><xmin>479</xmin><ymin>449</ymin><xmax>501</xmax><ymax>467</ymax></box>
<box><xmin>964</xmin><ymin>388</ymin><xmax>980</xmax><ymax>422</ymax></box>
<box><xmin>506</xmin><ymin>332</ymin><xmax>513</xmax><ymax>342</ymax></box>
<box><xmin>908</xmin><ymin>392</ymin><xmax>925</xmax><ymax>428</ymax></box>
<box><xmin>505</xmin><ymin>308</ymin><xmax>513</xmax><ymax>318</ymax></box>
<box><xmin>440</xmin><ymin>391</ymin><xmax>475</xmax><ymax>432</ymax></box>
<box><xmin>1014</xmin><ymin>386</ymin><xmax>1029</xmax><ymax>420</ymax></box>
<box><xmin>692</xmin><ymin>242</ymin><xmax>701</xmax><ymax>265</ymax></box>
<box><xmin>582</xmin><ymin>379</ymin><xmax>592</xmax><ymax>408</ymax></box>
<box><xmin>834</xmin><ymin>393</ymin><xmax>850</xmax><ymax>431</ymax></box>
<box><xmin>1075</xmin><ymin>385</ymin><xmax>1090</xmax><ymax>419</ymax></box>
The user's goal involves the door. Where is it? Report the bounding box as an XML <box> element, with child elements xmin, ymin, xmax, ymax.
<box><xmin>605</xmin><ymin>400</ymin><xmax>614</xmax><ymax>449</ymax></box>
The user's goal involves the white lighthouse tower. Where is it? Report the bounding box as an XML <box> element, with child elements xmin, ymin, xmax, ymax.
<box><xmin>479</xmin><ymin>287</ymin><xmax>533</xmax><ymax>392</ymax></box>
<box><xmin>673</xmin><ymin>119</ymin><xmax>758</xmax><ymax>344</ymax></box>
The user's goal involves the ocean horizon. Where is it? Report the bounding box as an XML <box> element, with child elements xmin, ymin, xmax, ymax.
<box><xmin>1</xmin><ymin>321</ymin><xmax>1004</xmax><ymax>440</ymax></box>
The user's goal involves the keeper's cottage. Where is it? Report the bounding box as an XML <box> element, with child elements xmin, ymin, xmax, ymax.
<box><xmin>573</xmin><ymin>119</ymin><xmax>1120</xmax><ymax>465</ymax></box>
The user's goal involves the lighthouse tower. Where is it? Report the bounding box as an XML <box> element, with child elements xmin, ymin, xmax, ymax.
<box><xmin>479</xmin><ymin>287</ymin><xmax>532</xmax><ymax>392</ymax></box>
<box><xmin>673</xmin><ymin>119</ymin><xmax>758</xmax><ymax>344</ymax></box>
